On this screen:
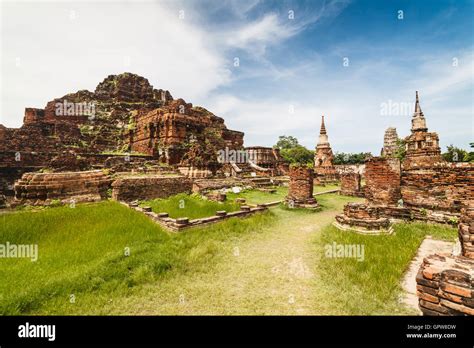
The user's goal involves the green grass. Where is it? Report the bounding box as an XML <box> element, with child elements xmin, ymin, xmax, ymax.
<box><xmin>140</xmin><ymin>193</ymin><xmax>241</xmax><ymax>219</ymax></box>
<box><xmin>0</xmin><ymin>191</ymin><xmax>457</xmax><ymax>315</ymax></box>
<box><xmin>0</xmin><ymin>200</ymin><xmax>274</xmax><ymax>315</ymax></box>
<box><xmin>313</xmin><ymin>183</ymin><xmax>340</xmax><ymax>193</ymax></box>
<box><xmin>226</xmin><ymin>186</ymin><xmax>288</xmax><ymax>204</ymax></box>
<box><xmin>314</xmin><ymin>221</ymin><xmax>457</xmax><ymax>315</ymax></box>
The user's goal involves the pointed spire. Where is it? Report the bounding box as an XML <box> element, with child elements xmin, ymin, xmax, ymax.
<box><xmin>411</xmin><ymin>91</ymin><xmax>427</xmax><ymax>132</ymax></box>
<box><xmin>414</xmin><ymin>90</ymin><xmax>424</xmax><ymax>117</ymax></box>
<box><xmin>320</xmin><ymin>115</ymin><xmax>327</xmax><ymax>135</ymax></box>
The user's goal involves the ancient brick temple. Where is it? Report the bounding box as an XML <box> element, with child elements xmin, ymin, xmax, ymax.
<box><xmin>0</xmin><ymin>73</ymin><xmax>245</xmax><ymax>195</ymax></box>
<box><xmin>285</xmin><ymin>166</ymin><xmax>318</xmax><ymax>208</ymax></box>
<box><xmin>381</xmin><ymin>127</ymin><xmax>399</xmax><ymax>157</ymax></box>
<box><xmin>245</xmin><ymin>146</ymin><xmax>288</xmax><ymax>175</ymax></box>
<box><xmin>416</xmin><ymin>202</ymin><xmax>474</xmax><ymax>316</ymax></box>
<box><xmin>130</xmin><ymin>99</ymin><xmax>244</xmax><ymax>166</ymax></box>
<box><xmin>335</xmin><ymin>91</ymin><xmax>474</xmax><ymax>233</ymax></box>
<box><xmin>314</xmin><ymin>115</ymin><xmax>336</xmax><ymax>181</ymax></box>
<box><xmin>403</xmin><ymin>91</ymin><xmax>442</xmax><ymax>168</ymax></box>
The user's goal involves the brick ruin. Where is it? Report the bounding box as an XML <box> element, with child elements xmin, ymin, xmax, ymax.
<box><xmin>340</xmin><ymin>172</ymin><xmax>363</xmax><ymax>197</ymax></box>
<box><xmin>335</xmin><ymin>91</ymin><xmax>474</xmax><ymax>233</ymax></box>
<box><xmin>314</xmin><ymin>115</ymin><xmax>337</xmax><ymax>182</ymax></box>
<box><xmin>0</xmin><ymin>73</ymin><xmax>246</xmax><ymax>202</ymax></box>
<box><xmin>221</xmin><ymin>146</ymin><xmax>288</xmax><ymax>177</ymax></box>
<box><xmin>111</xmin><ymin>175</ymin><xmax>192</xmax><ymax>202</ymax></box>
<box><xmin>0</xmin><ymin>73</ymin><xmax>299</xmax><ymax>209</ymax></box>
<box><xmin>416</xmin><ymin>203</ymin><xmax>474</xmax><ymax>316</ymax></box>
<box><xmin>246</xmin><ymin>146</ymin><xmax>288</xmax><ymax>175</ymax></box>
<box><xmin>381</xmin><ymin>127</ymin><xmax>399</xmax><ymax>157</ymax></box>
<box><xmin>285</xmin><ymin>166</ymin><xmax>318</xmax><ymax>208</ymax></box>
<box><xmin>14</xmin><ymin>170</ymin><xmax>111</xmax><ymax>205</ymax></box>
<box><xmin>364</xmin><ymin>157</ymin><xmax>401</xmax><ymax>206</ymax></box>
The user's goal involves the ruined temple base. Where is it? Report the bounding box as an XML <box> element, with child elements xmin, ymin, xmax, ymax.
<box><xmin>416</xmin><ymin>253</ymin><xmax>474</xmax><ymax>316</ymax></box>
<box><xmin>333</xmin><ymin>218</ymin><xmax>393</xmax><ymax>235</ymax></box>
<box><xmin>284</xmin><ymin>197</ymin><xmax>319</xmax><ymax>210</ymax></box>
<box><xmin>334</xmin><ymin>202</ymin><xmax>393</xmax><ymax>234</ymax></box>
<box><xmin>13</xmin><ymin>170</ymin><xmax>111</xmax><ymax>206</ymax></box>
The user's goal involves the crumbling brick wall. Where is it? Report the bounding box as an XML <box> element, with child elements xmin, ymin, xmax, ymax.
<box><xmin>416</xmin><ymin>254</ymin><xmax>474</xmax><ymax>315</ymax></box>
<box><xmin>459</xmin><ymin>204</ymin><xmax>474</xmax><ymax>258</ymax></box>
<box><xmin>401</xmin><ymin>162</ymin><xmax>474</xmax><ymax>214</ymax></box>
<box><xmin>364</xmin><ymin>157</ymin><xmax>400</xmax><ymax>206</ymax></box>
<box><xmin>14</xmin><ymin>170</ymin><xmax>111</xmax><ymax>204</ymax></box>
<box><xmin>416</xmin><ymin>203</ymin><xmax>474</xmax><ymax>316</ymax></box>
<box><xmin>111</xmin><ymin>176</ymin><xmax>192</xmax><ymax>201</ymax></box>
<box><xmin>340</xmin><ymin>173</ymin><xmax>363</xmax><ymax>197</ymax></box>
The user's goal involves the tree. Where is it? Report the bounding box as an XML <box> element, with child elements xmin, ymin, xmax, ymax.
<box><xmin>333</xmin><ymin>152</ymin><xmax>372</xmax><ymax>165</ymax></box>
<box><xmin>274</xmin><ymin>135</ymin><xmax>299</xmax><ymax>150</ymax></box>
<box><xmin>442</xmin><ymin>145</ymin><xmax>472</xmax><ymax>162</ymax></box>
<box><xmin>393</xmin><ymin>138</ymin><xmax>406</xmax><ymax>161</ymax></box>
<box><xmin>281</xmin><ymin>145</ymin><xmax>314</xmax><ymax>165</ymax></box>
<box><xmin>274</xmin><ymin>135</ymin><xmax>314</xmax><ymax>165</ymax></box>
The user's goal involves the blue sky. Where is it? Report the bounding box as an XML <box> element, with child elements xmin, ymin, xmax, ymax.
<box><xmin>1</xmin><ymin>0</ymin><xmax>473</xmax><ymax>154</ymax></box>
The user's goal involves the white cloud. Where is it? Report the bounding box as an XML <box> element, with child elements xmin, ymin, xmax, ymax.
<box><xmin>224</xmin><ymin>13</ymin><xmax>296</xmax><ymax>56</ymax></box>
<box><xmin>0</xmin><ymin>1</ymin><xmax>231</xmax><ymax>127</ymax></box>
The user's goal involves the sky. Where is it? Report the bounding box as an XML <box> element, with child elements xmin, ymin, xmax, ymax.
<box><xmin>1</xmin><ymin>0</ymin><xmax>473</xmax><ymax>154</ymax></box>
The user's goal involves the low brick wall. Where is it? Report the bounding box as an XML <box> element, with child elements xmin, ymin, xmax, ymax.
<box><xmin>14</xmin><ymin>170</ymin><xmax>111</xmax><ymax>204</ymax></box>
<box><xmin>401</xmin><ymin>162</ymin><xmax>474</xmax><ymax>214</ymax></box>
<box><xmin>125</xmin><ymin>201</ymin><xmax>267</xmax><ymax>231</ymax></box>
<box><xmin>112</xmin><ymin>175</ymin><xmax>192</xmax><ymax>201</ymax></box>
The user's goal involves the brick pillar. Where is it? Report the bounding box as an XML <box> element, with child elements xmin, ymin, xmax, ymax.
<box><xmin>285</xmin><ymin>166</ymin><xmax>318</xmax><ymax>208</ymax></box>
<box><xmin>287</xmin><ymin>166</ymin><xmax>313</xmax><ymax>202</ymax></box>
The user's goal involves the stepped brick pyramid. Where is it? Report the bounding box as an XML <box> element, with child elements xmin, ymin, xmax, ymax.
<box><xmin>0</xmin><ymin>73</ymin><xmax>245</xmax><ymax>193</ymax></box>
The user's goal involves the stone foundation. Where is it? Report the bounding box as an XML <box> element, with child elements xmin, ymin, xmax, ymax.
<box><xmin>111</xmin><ymin>175</ymin><xmax>192</xmax><ymax>201</ymax></box>
<box><xmin>334</xmin><ymin>203</ymin><xmax>391</xmax><ymax>234</ymax></box>
<box><xmin>285</xmin><ymin>166</ymin><xmax>318</xmax><ymax>208</ymax></box>
<box><xmin>14</xmin><ymin>170</ymin><xmax>111</xmax><ymax>204</ymax></box>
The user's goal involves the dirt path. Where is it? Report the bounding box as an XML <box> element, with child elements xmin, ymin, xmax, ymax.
<box><xmin>106</xmin><ymin>206</ymin><xmax>340</xmax><ymax>315</ymax></box>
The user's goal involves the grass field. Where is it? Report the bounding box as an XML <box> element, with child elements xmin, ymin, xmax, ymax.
<box><xmin>225</xmin><ymin>183</ymin><xmax>340</xmax><ymax>205</ymax></box>
<box><xmin>0</xmin><ymin>190</ymin><xmax>457</xmax><ymax>315</ymax></box>
<box><xmin>140</xmin><ymin>193</ymin><xmax>241</xmax><ymax>219</ymax></box>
